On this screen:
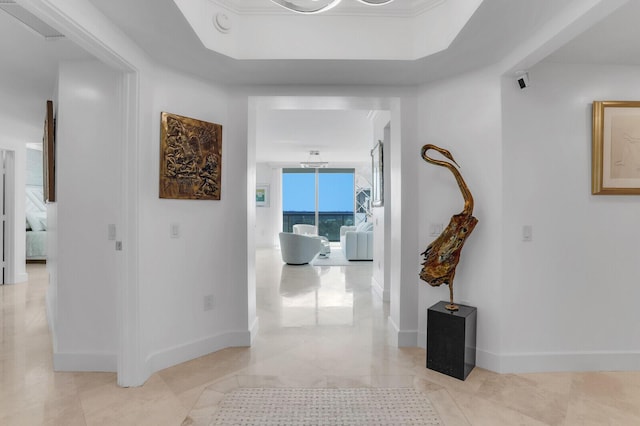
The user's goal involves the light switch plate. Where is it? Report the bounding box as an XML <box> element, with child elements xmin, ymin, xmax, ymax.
<box><xmin>170</xmin><ymin>223</ymin><xmax>180</xmax><ymax>239</ymax></box>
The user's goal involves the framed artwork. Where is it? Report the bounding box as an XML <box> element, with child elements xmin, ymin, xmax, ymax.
<box><xmin>256</xmin><ymin>184</ymin><xmax>270</xmax><ymax>207</ymax></box>
<box><xmin>592</xmin><ymin>101</ymin><xmax>640</xmax><ymax>194</ymax></box>
<box><xmin>159</xmin><ymin>112</ymin><xmax>222</xmax><ymax>200</ymax></box>
<box><xmin>371</xmin><ymin>140</ymin><xmax>383</xmax><ymax>206</ymax></box>
<box><xmin>43</xmin><ymin>100</ymin><xmax>56</xmax><ymax>202</ymax></box>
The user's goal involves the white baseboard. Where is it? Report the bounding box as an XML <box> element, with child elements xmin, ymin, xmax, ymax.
<box><xmin>498</xmin><ymin>350</ymin><xmax>640</xmax><ymax>374</ymax></box>
<box><xmin>54</xmin><ymin>352</ymin><xmax>117</xmax><ymax>372</ymax></box>
<box><xmin>249</xmin><ymin>317</ymin><xmax>260</xmax><ymax>344</ymax></box>
<box><xmin>419</xmin><ymin>346</ymin><xmax>640</xmax><ymax>374</ymax></box>
<box><xmin>14</xmin><ymin>272</ymin><xmax>28</xmax><ymax>283</ymax></box>
<box><xmin>387</xmin><ymin>317</ymin><xmax>418</xmax><ymax>347</ymax></box>
<box><xmin>476</xmin><ymin>348</ymin><xmax>501</xmax><ymax>373</ymax></box>
<box><xmin>371</xmin><ymin>276</ymin><xmax>389</xmax><ymax>302</ymax></box>
<box><xmin>146</xmin><ymin>330</ymin><xmax>252</xmax><ymax>375</ymax></box>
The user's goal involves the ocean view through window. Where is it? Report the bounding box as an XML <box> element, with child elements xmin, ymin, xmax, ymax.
<box><xmin>283</xmin><ymin>168</ymin><xmax>355</xmax><ymax>241</ymax></box>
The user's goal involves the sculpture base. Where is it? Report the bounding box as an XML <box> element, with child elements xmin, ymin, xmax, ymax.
<box><xmin>426</xmin><ymin>301</ymin><xmax>477</xmax><ymax>381</ymax></box>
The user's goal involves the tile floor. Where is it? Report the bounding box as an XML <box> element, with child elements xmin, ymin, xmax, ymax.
<box><xmin>1</xmin><ymin>251</ymin><xmax>639</xmax><ymax>425</ymax></box>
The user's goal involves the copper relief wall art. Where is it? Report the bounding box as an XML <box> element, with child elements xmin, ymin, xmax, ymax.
<box><xmin>159</xmin><ymin>112</ymin><xmax>222</xmax><ymax>200</ymax></box>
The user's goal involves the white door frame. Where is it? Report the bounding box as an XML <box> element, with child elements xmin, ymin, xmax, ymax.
<box><xmin>20</xmin><ymin>0</ymin><xmax>142</xmax><ymax>386</ymax></box>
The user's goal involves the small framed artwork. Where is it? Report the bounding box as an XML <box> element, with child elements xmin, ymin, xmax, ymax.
<box><xmin>256</xmin><ymin>184</ymin><xmax>270</xmax><ymax>207</ymax></box>
<box><xmin>592</xmin><ymin>101</ymin><xmax>640</xmax><ymax>194</ymax></box>
<box><xmin>371</xmin><ymin>140</ymin><xmax>383</xmax><ymax>206</ymax></box>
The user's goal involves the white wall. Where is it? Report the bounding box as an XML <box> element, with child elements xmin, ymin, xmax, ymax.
<box><xmin>51</xmin><ymin>60</ymin><xmax>121</xmax><ymax>371</ymax></box>
<box><xmin>20</xmin><ymin>0</ymin><xmax>255</xmax><ymax>384</ymax></box>
<box><xmin>418</xmin><ymin>67</ymin><xmax>504</xmax><ymax>370</ymax></box>
<box><xmin>371</xmin><ymin>111</ymin><xmax>390</xmax><ymax>301</ymax></box>
<box><xmin>500</xmin><ymin>61</ymin><xmax>640</xmax><ymax>372</ymax></box>
<box><xmin>141</xmin><ymin>67</ymin><xmax>250</xmax><ymax>374</ymax></box>
<box><xmin>255</xmin><ymin>163</ymin><xmax>278</xmax><ymax>248</ymax></box>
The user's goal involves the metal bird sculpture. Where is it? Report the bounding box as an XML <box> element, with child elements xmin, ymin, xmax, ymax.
<box><xmin>420</xmin><ymin>144</ymin><xmax>478</xmax><ymax>311</ymax></box>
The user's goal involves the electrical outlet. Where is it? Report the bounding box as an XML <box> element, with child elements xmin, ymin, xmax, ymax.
<box><xmin>203</xmin><ymin>294</ymin><xmax>214</xmax><ymax>311</ymax></box>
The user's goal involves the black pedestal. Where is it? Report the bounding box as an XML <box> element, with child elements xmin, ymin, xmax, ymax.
<box><xmin>426</xmin><ymin>301</ymin><xmax>477</xmax><ymax>380</ymax></box>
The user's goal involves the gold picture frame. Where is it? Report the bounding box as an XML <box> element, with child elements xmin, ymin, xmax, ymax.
<box><xmin>159</xmin><ymin>112</ymin><xmax>222</xmax><ymax>200</ymax></box>
<box><xmin>592</xmin><ymin>101</ymin><xmax>640</xmax><ymax>195</ymax></box>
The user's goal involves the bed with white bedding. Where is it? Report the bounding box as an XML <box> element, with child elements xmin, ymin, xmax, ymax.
<box><xmin>26</xmin><ymin>186</ymin><xmax>47</xmax><ymax>261</ymax></box>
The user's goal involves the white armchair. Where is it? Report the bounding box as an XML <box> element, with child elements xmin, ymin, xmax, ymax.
<box><xmin>340</xmin><ymin>221</ymin><xmax>374</xmax><ymax>260</ymax></box>
<box><xmin>279</xmin><ymin>232</ymin><xmax>323</xmax><ymax>265</ymax></box>
<box><xmin>292</xmin><ymin>224</ymin><xmax>330</xmax><ymax>257</ymax></box>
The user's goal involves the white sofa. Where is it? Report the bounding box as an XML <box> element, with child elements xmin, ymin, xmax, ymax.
<box><xmin>340</xmin><ymin>221</ymin><xmax>373</xmax><ymax>260</ymax></box>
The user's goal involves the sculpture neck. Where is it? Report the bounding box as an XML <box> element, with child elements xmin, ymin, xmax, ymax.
<box><xmin>421</xmin><ymin>145</ymin><xmax>474</xmax><ymax>216</ymax></box>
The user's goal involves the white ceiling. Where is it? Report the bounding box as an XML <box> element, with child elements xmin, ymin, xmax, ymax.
<box><xmin>0</xmin><ymin>7</ymin><xmax>91</xmax><ymax>145</ymax></box>
<box><xmin>544</xmin><ymin>0</ymin><xmax>640</xmax><ymax>66</ymax></box>
<box><xmin>87</xmin><ymin>0</ymin><xmax>587</xmax><ymax>85</ymax></box>
<box><xmin>4</xmin><ymin>0</ymin><xmax>640</xmax><ymax>163</ymax></box>
<box><xmin>255</xmin><ymin>109</ymin><xmax>379</xmax><ymax>166</ymax></box>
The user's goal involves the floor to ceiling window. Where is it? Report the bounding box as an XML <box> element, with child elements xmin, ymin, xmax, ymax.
<box><xmin>282</xmin><ymin>168</ymin><xmax>355</xmax><ymax>241</ymax></box>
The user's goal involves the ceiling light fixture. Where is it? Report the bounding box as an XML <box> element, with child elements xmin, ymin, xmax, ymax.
<box><xmin>270</xmin><ymin>0</ymin><xmax>394</xmax><ymax>15</ymax></box>
<box><xmin>300</xmin><ymin>150</ymin><xmax>329</xmax><ymax>168</ymax></box>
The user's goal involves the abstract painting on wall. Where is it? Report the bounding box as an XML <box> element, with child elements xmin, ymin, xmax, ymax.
<box><xmin>159</xmin><ymin>112</ymin><xmax>222</xmax><ymax>200</ymax></box>
<box><xmin>256</xmin><ymin>184</ymin><xmax>270</xmax><ymax>207</ymax></box>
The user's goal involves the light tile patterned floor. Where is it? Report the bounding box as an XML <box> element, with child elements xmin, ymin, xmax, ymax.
<box><xmin>208</xmin><ymin>388</ymin><xmax>442</xmax><ymax>425</ymax></box>
<box><xmin>2</xmin><ymin>254</ymin><xmax>640</xmax><ymax>425</ymax></box>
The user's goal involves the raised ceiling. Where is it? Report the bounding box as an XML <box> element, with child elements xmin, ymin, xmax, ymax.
<box><xmin>173</xmin><ymin>0</ymin><xmax>482</xmax><ymax>60</ymax></box>
<box><xmin>88</xmin><ymin>0</ymin><xmax>612</xmax><ymax>86</ymax></box>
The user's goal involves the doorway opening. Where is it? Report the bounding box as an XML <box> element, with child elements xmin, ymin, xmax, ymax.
<box><xmin>248</xmin><ymin>96</ymin><xmax>396</xmax><ymax>341</ymax></box>
<box><xmin>0</xmin><ymin>150</ymin><xmax>15</xmax><ymax>285</ymax></box>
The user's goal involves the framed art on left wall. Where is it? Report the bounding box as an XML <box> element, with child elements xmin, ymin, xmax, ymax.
<box><xmin>43</xmin><ymin>100</ymin><xmax>56</xmax><ymax>202</ymax></box>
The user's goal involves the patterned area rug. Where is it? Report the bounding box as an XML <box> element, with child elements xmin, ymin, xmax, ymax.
<box><xmin>208</xmin><ymin>388</ymin><xmax>442</xmax><ymax>425</ymax></box>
